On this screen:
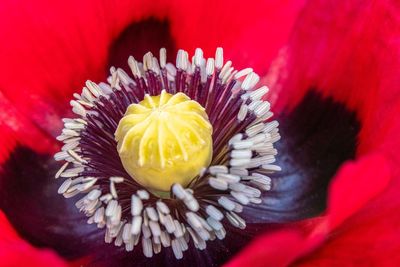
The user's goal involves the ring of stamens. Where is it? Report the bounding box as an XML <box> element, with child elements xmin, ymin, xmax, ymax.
<box><xmin>54</xmin><ymin>47</ymin><xmax>281</xmax><ymax>259</ymax></box>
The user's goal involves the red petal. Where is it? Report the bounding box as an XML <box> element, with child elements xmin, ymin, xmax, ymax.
<box><xmin>0</xmin><ymin>210</ymin><xmax>67</xmax><ymax>267</ymax></box>
<box><xmin>270</xmin><ymin>0</ymin><xmax>400</xmax><ymax>128</ymax></box>
<box><xmin>169</xmin><ymin>0</ymin><xmax>306</xmax><ymax>73</ymax></box>
<box><xmin>0</xmin><ymin>91</ymin><xmax>58</xmax><ymax>163</ymax></box>
<box><xmin>294</xmin><ymin>203</ymin><xmax>400</xmax><ymax>266</ymax></box>
<box><xmin>325</xmin><ymin>153</ymin><xmax>391</xmax><ymax>230</ymax></box>
<box><xmin>266</xmin><ymin>0</ymin><xmax>400</xmax><ymax>182</ymax></box>
<box><xmin>294</xmin><ymin>163</ymin><xmax>399</xmax><ymax>266</ymax></box>
<box><xmin>225</xmin><ymin>229</ymin><xmax>323</xmax><ymax>267</ymax></box>
<box><xmin>258</xmin><ymin>0</ymin><xmax>400</xmax><ymax>264</ymax></box>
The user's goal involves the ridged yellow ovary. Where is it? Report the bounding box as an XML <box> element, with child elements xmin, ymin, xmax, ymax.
<box><xmin>115</xmin><ymin>90</ymin><xmax>213</xmax><ymax>192</ymax></box>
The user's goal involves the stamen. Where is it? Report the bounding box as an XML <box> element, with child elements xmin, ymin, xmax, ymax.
<box><xmin>234</xmin><ymin>68</ymin><xmax>253</xmax><ymax>79</ymax></box>
<box><xmin>54</xmin><ymin>47</ymin><xmax>280</xmax><ymax>260</ymax></box>
<box><xmin>159</xmin><ymin>48</ymin><xmax>167</xmax><ymax>68</ymax></box>
<box><xmin>215</xmin><ymin>47</ymin><xmax>224</xmax><ymax>69</ymax></box>
<box><xmin>55</xmin><ymin>162</ymin><xmax>69</xmax><ymax>179</ymax></box>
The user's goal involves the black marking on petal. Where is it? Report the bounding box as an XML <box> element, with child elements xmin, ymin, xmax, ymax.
<box><xmin>244</xmin><ymin>90</ymin><xmax>360</xmax><ymax>223</ymax></box>
<box><xmin>107</xmin><ymin>18</ymin><xmax>176</xmax><ymax>75</ymax></box>
<box><xmin>0</xmin><ymin>146</ymin><xmax>106</xmax><ymax>259</ymax></box>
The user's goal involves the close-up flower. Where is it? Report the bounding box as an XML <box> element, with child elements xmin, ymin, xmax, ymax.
<box><xmin>1</xmin><ymin>0</ymin><xmax>400</xmax><ymax>266</ymax></box>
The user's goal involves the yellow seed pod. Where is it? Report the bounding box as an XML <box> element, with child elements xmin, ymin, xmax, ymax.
<box><xmin>115</xmin><ymin>90</ymin><xmax>213</xmax><ymax>192</ymax></box>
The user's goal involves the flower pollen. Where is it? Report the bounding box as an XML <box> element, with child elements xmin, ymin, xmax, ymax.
<box><xmin>54</xmin><ymin>47</ymin><xmax>281</xmax><ymax>260</ymax></box>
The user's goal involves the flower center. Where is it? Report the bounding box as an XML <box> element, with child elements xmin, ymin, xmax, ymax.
<box><xmin>54</xmin><ymin>47</ymin><xmax>281</xmax><ymax>260</ymax></box>
<box><xmin>115</xmin><ymin>91</ymin><xmax>213</xmax><ymax>193</ymax></box>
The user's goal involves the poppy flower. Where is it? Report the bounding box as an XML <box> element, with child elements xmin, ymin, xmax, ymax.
<box><xmin>0</xmin><ymin>0</ymin><xmax>399</xmax><ymax>267</ymax></box>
